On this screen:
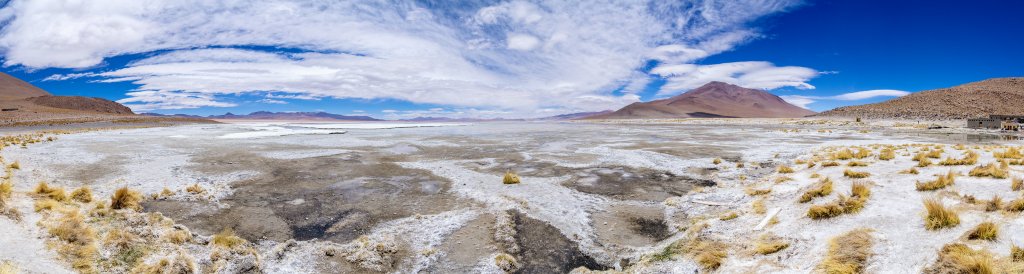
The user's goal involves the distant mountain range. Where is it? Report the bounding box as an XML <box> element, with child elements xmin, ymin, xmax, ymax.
<box><xmin>143</xmin><ymin>111</ymin><xmax>380</xmax><ymax>121</ymax></box>
<box><xmin>817</xmin><ymin>77</ymin><xmax>1024</xmax><ymax>119</ymax></box>
<box><xmin>584</xmin><ymin>81</ymin><xmax>815</xmax><ymax>119</ymax></box>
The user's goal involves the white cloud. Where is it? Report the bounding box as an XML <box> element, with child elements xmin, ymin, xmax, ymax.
<box><xmin>257</xmin><ymin>98</ymin><xmax>287</xmax><ymax>104</ymax></box>
<box><xmin>781</xmin><ymin>89</ymin><xmax>911</xmax><ymax>109</ymax></box>
<box><xmin>652</xmin><ymin>61</ymin><xmax>819</xmax><ymax>95</ymax></box>
<box><xmin>116</xmin><ymin>90</ymin><xmax>236</xmax><ymax>111</ymax></box>
<box><xmin>0</xmin><ymin>0</ymin><xmax>802</xmax><ymax>116</ymax></box>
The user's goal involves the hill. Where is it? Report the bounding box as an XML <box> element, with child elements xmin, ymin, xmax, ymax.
<box><xmin>0</xmin><ymin>72</ymin><xmax>49</xmax><ymax>100</ymax></box>
<box><xmin>586</xmin><ymin>81</ymin><xmax>815</xmax><ymax>119</ymax></box>
<box><xmin>817</xmin><ymin>77</ymin><xmax>1024</xmax><ymax>119</ymax></box>
<box><xmin>207</xmin><ymin>111</ymin><xmax>380</xmax><ymax>121</ymax></box>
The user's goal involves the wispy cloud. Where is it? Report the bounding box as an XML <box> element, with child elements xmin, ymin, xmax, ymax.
<box><xmin>0</xmin><ymin>0</ymin><xmax>803</xmax><ymax>116</ymax></box>
<box><xmin>780</xmin><ymin>89</ymin><xmax>911</xmax><ymax>109</ymax></box>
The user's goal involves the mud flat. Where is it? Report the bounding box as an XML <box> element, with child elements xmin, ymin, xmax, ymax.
<box><xmin>2</xmin><ymin>120</ymin><xmax>1023</xmax><ymax>273</ymax></box>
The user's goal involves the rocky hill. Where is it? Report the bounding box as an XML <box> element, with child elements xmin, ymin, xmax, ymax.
<box><xmin>26</xmin><ymin>96</ymin><xmax>134</xmax><ymax>115</ymax></box>
<box><xmin>817</xmin><ymin>77</ymin><xmax>1024</xmax><ymax>119</ymax></box>
<box><xmin>586</xmin><ymin>81</ymin><xmax>815</xmax><ymax>119</ymax></box>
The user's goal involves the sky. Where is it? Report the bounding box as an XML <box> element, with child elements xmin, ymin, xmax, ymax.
<box><xmin>0</xmin><ymin>0</ymin><xmax>1021</xmax><ymax>119</ymax></box>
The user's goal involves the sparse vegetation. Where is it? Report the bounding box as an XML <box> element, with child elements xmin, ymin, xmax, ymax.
<box><xmin>902</xmin><ymin>168</ymin><xmax>920</xmax><ymax>174</ymax></box>
<box><xmin>1006</xmin><ymin>198</ymin><xmax>1024</xmax><ymax>212</ymax></box>
<box><xmin>822</xmin><ymin>161</ymin><xmax>840</xmax><ymax>167</ymax></box>
<box><xmin>847</xmin><ymin>161</ymin><xmax>868</xmax><ymax>167</ymax></box>
<box><xmin>924</xmin><ymin>243</ymin><xmax>995</xmax><ymax>274</ymax></box>
<box><xmin>1013</xmin><ymin>245</ymin><xmax>1023</xmax><ymax>262</ymax></box>
<box><xmin>1013</xmin><ymin>178</ymin><xmax>1023</xmax><ymax>191</ymax></box>
<box><xmin>754</xmin><ymin>239</ymin><xmax>789</xmax><ymax>255</ymax></box>
<box><xmin>502</xmin><ymin>171</ymin><xmax>521</xmax><ymax>184</ymax></box>
<box><xmin>807</xmin><ymin>183</ymin><xmax>870</xmax><ymax>219</ymax></box>
<box><xmin>917</xmin><ymin>157</ymin><xmax>933</xmax><ymax>167</ymax></box>
<box><xmin>494</xmin><ymin>253</ymin><xmax>520</xmax><ymax>273</ymax></box>
<box><xmin>968</xmin><ymin>163</ymin><xmax>1009</xmax><ymax>179</ymax></box>
<box><xmin>939</xmin><ymin>151</ymin><xmax>978</xmax><ymax>166</ymax></box>
<box><xmin>966</xmin><ymin>222</ymin><xmax>998</xmax><ymax>241</ymax></box>
<box><xmin>916</xmin><ymin>171</ymin><xmax>956</xmax><ymax>191</ymax></box>
<box><xmin>986</xmin><ymin>196</ymin><xmax>1003</xmax><ymax>212</ymax></box>
<box><xmin>719</xmin><ymin>211</ymin><xmax>739</xmax><ymax>221</ymax></box>
<box><xmin>110</xmin><ymin>187</ymin><xmax>142</xmax><ymax>211</ymax></box>
<box><xmin>843</xmin><ymin>169</ymin><xmax>869</xmax><ymax>178</ymax></box>
<box><xmin>878</xmin><ymin>148</ymin><xmax>895</xmax><ymax>160</ymax></box>
<box><xmin>819</xmin><ymin>229</ymin><xmax>873</xmax><ymax>274</ymax></box>
<box><xmin>712</xmin><ymin>158</ymin><xmax>722</xmax><ymax>165</ymax></box>
<box><xmin>211</xmin><ymin>228</ymin><xmax>247</xmax><ymax>249</ymax></box>
<box><xmin>34</xmin><ymin>181</ymin><xmax>68</xmax><ymax>202</ymax></box>
<box><xmin>185</xmin><ymin>183</ymin><xmax>205</xmax><ymax>194</ymax></box>
<box><xmin>923</xmin><ymin>198</ymin><xmax>960</xmax><ymax>230</ymax></box>
<box><xmin>777</xmin><ymin>165</ymin><xmax>794</xmax><ymax>173</ymax></box>
<box><xmin>746</xmin><ymin>187</ymin><xmax>772</xmax><ymax>196</ymax></box>
<box><xmin>70</xmin><ymin>186</ymin><xmax>93</xmax><ymax>203</ymax></box>
<box><xmin>994</xmin><ymin>147</ymin><xmax>1024</xmax><ymax>159</ymax></box>
<box><xmin>752</xmin><ymin>198</ymin><xmax>766</xmax><ymax>214</ymax></box>
<box><xmin>833</xmin><ymin>149</ymin><xmax>855</xmax><ymax>160</ymax></box>
<box><xmin>799</xmin><ymin>177</ymin><xmax>833</xmax><ymax>203</ymax></box>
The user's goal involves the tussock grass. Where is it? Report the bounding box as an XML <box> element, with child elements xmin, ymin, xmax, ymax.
<box><xmin>502</xmin><ymin>171</ymin><xmax>521</xmax><ymax>184</ymax></box>
<box><xmin>924</xmin><ymin>198</ymin><xmax>960</xmax><ymax>230</ymax></box>
<box><xmin>752</xmin><ymin>198</ymin><xmax>766</xmax><ymax>214</ymax></box>
<box><xmin>774</xmin><ymin>176</ymin><xmax>793</xmax><ymax>183</ymax></box>
<box><xmin>917</xmin><ymin>157</ymin><xmax>933</xmax><ymax>167</ymax></box>
<box><xmin>854</xmin><ymin>149</ymin><xmax>871</xmax><ymax>159</ymax></box>
<box><xmin>34</xmin><ymin>181</ymin><xmax>67</xmax><ymax>202</ymax></box>
<box><xmin>822</xmin><ymin>161</ymin><xmax>840</xmax><ymax>167</ymax></box>
<box><xmin>939</xmin><ymin>151</ymin><xmax>979</xmax><ymax>166</ymax></box>
<box><xmin>799</xmin><ymin>177</ymin><xmax>833</xmax><ymax>203</ymax></box>
<box><xmin>966</xmin><ymin>222</ymin><xmax>998</xmax><ymax>241</ymax></box>
<box><xmin>994</xmin><ymin>147</ymin><xmax>1024</xmax><ymax>159</ymax></box>
<box><xmin>986</xmin><ymin>196</ymin><xmax>1003</xmax><ymax>212</ymax></box>
<box><xmin>847</xmin><ymin>161</ymin><xmax>869</xmax><ymax>167</ymax></box>
<box><xmin>110</xmin><ymin>187</ymin><xmax>142</xmax><ymax>211</ymax></box>
<box><xmin>494</xmin><ymin>253</ymin><xmax>520</xmax><ymax>273</ymax></box>
<box><xmin>916</xmin><ymin>171</ymin><xmax>957</xmax><ymax>191</ymax></box>
<box><xmin>34</xmin><ymin>199</ymin><xmax>61</xmax><ymax>212</ymax></box>
<box><xmin>913</xmin><ymin>152</ymin><xmax>928</xmax><ymax>162</ymax></box>
<box><xmin>1013</xmin><ymin>245</ymin><xmax>1023</xmax><ymax>262</ymax></box>
<box><xmin>807</xmin><ymin>183</ymin><xmax>870</xmax><ymax>219</ymax></box>
<box><xmin>832</xmin><ymin>149</ymin><xmax>855</xmax><ymax>160</ymax></box>
<box><xmin>211</xmin><ymin>228</ymin><xmax>246</xmax><ymax>249</ymax></box>
<box><xmin>969</xmin><ymin>163</ymin><xmax>1009</xmax><ymax>179</ymax></box>
<box><xmin>1006</xmin><ymin>198</ymin><xmax>1024</xmax><ymax>212</ymax></box>
<box><xmin>8</xmin><ymin>161</ymin><xmax>18</xmax><ymax>170</ymax></box>
<box><xmin>49</xmin><ymin>210</ymin><xmax>95</xmax><ymax>245</ymax></box>
<box><xmin>902</xmin><ymin>168</ymin><xmax>920</xmax><ymax>174</ymax></box>
<box><xmin>925</xmin><ymin>243</ymin><xmax>995</xmax><ymax>274</ymax></box>
<box><xmin>1013</xmin><ymin>178</ymin><xmax>1023</xmax><ymax>191</ymax></box>
<box><xmin>777</xmin><ymin>165</ymin><xmax>794</xmax><ymax>173</ymax></box>
<box><xmin>719</xmin><ymin>211</ymin><xmax>739</xmax><ymax>221</ymax></box>
<box><xmin>0</xmin><ymin>179</ymin><xmax>11</xmax><ymax>206</ymax></box>
<box><xmin>70</xmin><ymin>186</ymin><xmax>92</xmax><ymax>203</ymax></box>
<box><xmin>712</xmin><ymin>158</ymin><xmax>722</xmax><ymax>165</ymax></box>
<box><xmin>690</xmin><ymin>239</ymin><xmax>728</xmax><ymax>270</ymax></box>
<box><xmin>754</xmin><ymin>239</ymin><xmax>789</xmax><ymax>255</ymax></box>
<box><xmin>926</xmin><ymin>149</ymin><xmax>944</xmax><ymax>159</ymax></box>
<box><xmin>878</xmin><ymin>148</ymin><xmax>895</xmax><ymax>160</ymax></box>
<box><xmin>819</xmin><ymin>229</ymin><xmax>873</xmax><ymax>274</ymax></box>
<box><xmin>185</xmin><ymin>183</ymin><xmax>205</xmax><ymax>194</ymax></box>
<box><xmin>160</xmin><ymin>188</ymin><xmax>174</xmax><ymax>197</ymax></box>
<box><xmin>746</xmin><ymin>187</ymin><xmax>772</xmax><ymax>196</ymax></box>
<box><xmin>164</xmin><ymin>229</ymin><xmax>191</xmax><ymax>244</ymax></box>
<box><xmin>807</xmin><ymin>161</ymin><xmax>817</xmax><ymax>168</ymax></box>
<box><xmin>843</xmin><ymin>169</ymin><xmax>870</xmax><ymax>178</ymax></box>
<box><xmin>0</xmin><ymin>260</ymin><xmax>17</xmax><ymax>274</ymax></box>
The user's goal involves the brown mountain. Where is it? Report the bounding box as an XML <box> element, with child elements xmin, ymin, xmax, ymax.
<box><xmin>0</xmin><ymin>73</ymin><xmax>170</xmax><ymax>126</ymax></box>
<box><xmin>586</xmin><ymin>81</ymin><xmax>815</xmax><ymax>119</ymax></box>
<box><xmin>0</xmin><ymin>72</ymin><xmax>50</xmax><ymax>100</ymax></box>
<box><xmin>817</xmin><ymin>77</ymin><xmax>1024</xmax><ymax>119</ymax></box>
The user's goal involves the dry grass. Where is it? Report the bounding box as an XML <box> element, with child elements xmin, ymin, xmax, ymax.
<box><xmin>924</xmin><ymin>243</ymin><xmax>995</xmax><ymax>274</ymax></box>
<box><xmin>689</xmin><ymin>239</ymin><xmax>728</xmax><ymax>270</ymax></box>
<box><xmin>1006</xmin><ymin>198</ymin><xmax>1024</xmax><ymax>212</ymax></box>
<box><xmin>940</xmin><ymin>151</ymin><xmax>979</xmax><ymax>166</ymax></box>
<box><xmin>833</xmin><ymin>149</ymin><xmax>855</xmax><ymax>160</ymax></box>
<box><xmin>843</xmin><ymin>169</ymin><xmax>870</xmax><ymax>178</ymax></box>
<box><xmin>160</xmin><ymin>188</ymin><xmax>174</xmax><ymax>197</ymax></box>
<box><xmin>994</xmin><ymin>147</ymin><xmax>1024</xmax><ymax>159</ymax></box>
<box><xmin>110</xmin><ymin>187</ymin><xmax>142</xmax><ymax>211</ymax></box>
<box><xmin>878</xmin><ymin>148</ymin><xmax>895</xmax><ymax>160</ymax></box>
<box><xmin>494</xmin><ymin>253</ymin><xmax>520</xmax><ymax>273</ymax></box>
<box><xmin>70</xmin><ymin>186</ymin><xmax>93</xmax><ymax>203</ymax></box>
<box><xmin>777</xmin><ymin>165</ymin><xmax>794</xmax><ymax>174</ymax></box>
<box><xmin>712</xmin><ymin>158</ymin><xmax>722</xmax><ymax>165</ymax></box>
<box><xmin>986</xmin><ymin>196</ymin><xmax>1003</xmax><ymax>212</ymax></box>
<box><xmin>799</xmin><ymin>177</ymin><xmax>833</xmax><ymax>203</ymax></box>
<box><xmin>807</xmin><ymin>161</ymin><xmax>817</xmax><ymax>168</ymax></box>
<box><xmin>719</xmin><ymin>211</ymin><xmax>739</xmax><ymax>221</ymax></box>
<box><xmin>819</xmin><ymin>229</ymin><xmax>873</xmax><ymax>274</ymax></box>
<box><xmin>917</xmin><ymin>157</ymin><xmax>933</xmax><ymax>167</ymax></box>
<box><xmin>807</xmin><ymin>183</ymin><xmax>870</xmax><ymax>219</ymax></box>
<box><xmin>966</xmin><ymin>222</ymin><xmax>998</xmax><ymax>241</ymax></box>
<box><xmin>916</xmin><ymin>171</ymin><xmax>957</xmax><ymax>191</ymax></box>
<box><xmin>164</xmin><ymin>229</ymin><xmax>192</xmax><ymax>244</ymax></box>
<box><xmin>926</xmin><ymin>149</ymin><xmax>944</xmax><ymax>159</ymax></box>
<box><xmin>913</xmin><ymin>152</ymin><xmax>928</xmax><ymax>162</ymax></box>
<box><xmin>846</xmin><ymin>161</ymin><xmax>869</xmax><ymax>167</ymax></box>
<box><xmin>34</xmin><ymin>181</ymin><xmax>68</xmax><ymax>202</ymax></box>
<box><xmin>185</xmin><ymin>183</ymin><xmax>205</xmax><ymax>194</ymax></box>
<box><xmin>1013</xmin><ymin>245</ymin><xmax>1023</xmax><ymax>262</ymax></box>
<box><xmin>34</xmin><ymin>199</ymin><xmax>61</xmax><ymax>212</ymax></box>
<box><xmin>745</xmin><ymin>187</ymin><xmax>772</xmax><ymax>196</ymax></box>
<box><xmin>822</xmin><ymin>161</ymin><xmax>840</xmax><ymax>167</ymax></box>
<box><xmin>1013</xmin><ymin>178</ymin><xmax>1023</xmax><ymax>191</ymax></box>
<box><xmin>0</xmin><ymin>261</ymin><xmax>17</xmax><ymax>274</ymax></box>
<box><xmin>923</xmin><ymin>198</ymin><xmax>960</xmax><ymax>230</ymax></box>
<box><xmin>752</xmin><ymin>198</ymin><xmax>766</xmax><ymax>214</ymax></box>
<box><xmin>8</xmin><ymin>161</ymin><xmax>19</xmax><ymax>170</ymax></box>
<box><xmin>754</xmin><ymin>239</ymin><xmax>789</xmax><ymax>255</ymax></box>
<box><xmin>902</xmin><ymin>168</ymin><xmax>920</xmax><ymax>174</ymax></box>
<box><xmin>211</xmin><ymin>228</ymin><xmax>246</xmax><ymax>249</ymax></box>
<box><xmin>502</xmin><ymin>171</ymin><xmax>521</xmax><ymax>184</ymax></box>
<box><xmin>968</xmin><ymin>163</ymin><xmax>1009</xmax><ymax>179</ymax></box>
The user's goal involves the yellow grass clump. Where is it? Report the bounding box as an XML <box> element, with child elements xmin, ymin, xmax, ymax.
<box><xmin>719</xmin><ymin>211</ymin><xmax>739</xmax><ymax>221</ymax></box>
<box><xmin>34</xmin><ymin>181</ymin><xmax>68</xmax><ymax>202</ymax></box>
<box><xmin>799</xmin><ymin>177</ymin><xmax>833</xmax><ymax>203</ymax></box>
<box><xmin>986</xmin><ymin>196</ymin><xmax>1003</xmax><ymax>212</ymax></box>
<box><xmin>994</xmin><ymin>147</ymin><xmax>1024</xmax><ymax>159</ymax></box>
<box><xmin>807</xmin><ymin>161</ymin><xmax>817</xmax><ymax>168</ymax></box>
<box><xmin>8</xmin><ymin>161</ymin><xmax>19</xmax><ymax>170</ymax></box>
<box><xmin>807</xmin><ymin>183</ymin><xmax>870</xmax><ymax>219</ymax></box>
<box><xmin>902</xmin><ymin>168</ymin><xmax>920</xmax><ymax>174</ymax></box>
<box><xmin>966</xmin><ymin>222</ymin><xmax>998</xmax><ymax>241</ymax></box>
<box><xmin>502</xmin><ymin>171</ymin><xmax>521</xmax><ymax>184</ymax></box>
<box><xmin>110</xmin><ymin>187</ymin><xmax>143</xmax><ymax>211</ymax></box>
<box><xmin>70</xmin><ymin>186</ymin><xmax>93</xmax><ymax>203</ymax></box>
<box><xmin>916</xmin><ymin>171</ymin><xmax>956</xmax><ymax>191</ymax></box>
<box><xmin>754</xmin><ymin>239</ymin><xmax>789</xmax><ymax>255</ymax></box>
<box><xmin>968</xmin><ymin>163</ymin><xmax>1009</xmax><ymax>179</ymax></box>
<box><xmin>878</xmin><ymin>148</ymin><xmax>895</xmax><ymax>160</ymax></box>
<box><xmin>494</xmin><ymin>253</ymin><xmax>520</xmax><ymax>273</ymax></box>
<box><xmin>833</xmin><ymin>149</ymin><xmax>855</xmax><ymax>160</ymax></box>
<box><xmin>822</xmin><ymin>161</ymin><xmax>840</xmax><ymax>167</ymax></box>
<box><xmin>0</xmin><ymin>260</ymin><xmax>17</xmax><ymax>274</ymax></box>
<box><xmin>913</xmin><ymin>152</ymin><xmax>928</xmax><ymax>162</ymax></box>
<box><xmin>712</xmin><ymin>158</ymin><xmax>722</xmax><ymax>165</ymax></box>
<box><xmin>924</xmin><ymin>243</ymin><xmax>995</xmax><ymax>274</ymax></box>
<box><xmin>917</xmin><ymin>157</ymin><xmax>933</xmax><ymax>167</ymax></box>
<box><xmin>923</xmin><ymin>198</ymin><xmax>960</xmax><ymax>230</ymax></box>
<box><xmin>854</xmin><ymin>149</ymin><xmax>871</xmax><ymax>159</ymax></box>
<box><xmin>843</xmin><ymin>169</ymin><xmax>870</xmax><ymax>178</ymax></box>
<box><xmin>847</xmin><ymin>161</ymin><xmax>869</xmax><ymax>167</ymax></box>
<box><xmin>164</xmin><ymin>229</ymin><xmax>192</xmax><ymax>245</ymax></box>
<box><xmin>185</xmin><ymin>183</ymin><xmax>205</xmax><ymax>194</ymax></box>
<box><xmin>752</xmin><ymin>198</ymin><xmax>766</xmax><ymax>214</ymax></box>
<box><xmin>1005</xmin><ymin>198</ymin><xmax>1024</xmax><ymax>212</ymax></box>
<box><xmin>211</xmin><ymin>228</ymin><xmax>247</xmax><ymax>249</ymax></box>
<box><xmin>819</xmin><ymin>229</ymin><xmax>873</xmax><ymax>274</ymax></box>
<box><xmin>1013</xmin><ymin>178</ymin><xmax>1023</xmax><ymax>191</ymax></box>
<box><xmin>690</xmin><ymin>240</ymin><xmax>728</xmax><ymax>270</ymax></box>
<box><xmin>926</xmin><ymin>149</ymin><xmax>943</xmax><ymax>159</ymax></box>
<box><xmin>746</xmin><ymin>187</ymin><xmax>772</xmax><ymax>196</ymax></box>
<box><xmin>1013</xmin><ymin>245</ymin><xmax>1023</xmax><ymax>262</ymax></box>
<box><xmin>939</xmin><ymin>151</ymin><xmax>979</xmax><ymax>166</ymax></box>
<box><xmin>777</xmin><ymin>165</ymin><xmax>794</xmax><ymax>174</ymax></box>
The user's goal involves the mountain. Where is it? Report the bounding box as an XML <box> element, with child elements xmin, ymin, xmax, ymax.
<box><xmin>817</xmin><ymin>77</ymin><xmax>1024</xmax><ymax>119</ymax></box>
<box><xmin>537</xmin><ymin>110</ymin><xmax>612</xmax><ymax>120</ymax></box>
<box><xmin>586</xmin><ymin>81</ymin><xmax>815</xmax><ymax>119</ymax></box>
<box><xmin>206</xmin><ymin>111</ymin><xmax>380</xmax><ymax>121</ymax></box>
<box><xmin>0</xmin><ymin>72</ymin><xmax>49</xmax><ymax>100</ymax></box>
<box><xmin>0</xmin><ymin>73</ymin><xmax>164</xmax><ymax>126</ymax></box>
<box><xmin>26</xmin><ymin>95</ymin><xmax>134</xmax><ymax>115</ymax></box>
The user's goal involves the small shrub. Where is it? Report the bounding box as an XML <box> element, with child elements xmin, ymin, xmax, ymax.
<box><xmin>843</xmin><ymin>169</ymin><xmax>870</xmax><ymax>178</ymax></box>
<box><xmin>833</xmin><ymin>149</ymin><xmax>855</xmax><ymax>160</ymax></box>
<box><xmin>924</xmin><ymin>243</ymin><xmax>995</xmax><ymax>274</ymax></box>
<box><xmin>712</xmin><ymin>158</ymin><xmax>722</xmax><ymax>165</ymax></box>
<box><xmin>211</xmin><ymin>228</ymin><xmax>246</xmax><ymax>249</ymax></box>
<box><xmin>34</xmin><ymin>182</ymin><xmax>67</xmax><ymax>202</ymax></box>
<box><xmin>986</xmin><ymin>196</ymin><xmax>1002</xmax><ymax>212</ymax></box>
<box><xmin>110</xmin><ymin>187</ymin><xmax>142</xmax><ymax>211</ymax></box>
<box><xmin>819</xmin><ymin>229</ymin><xmax>873</xmax><ymax>274</ymax></box>
<box><xmin>777</xmin><ymin>165</ymin><xmax>794</xmax><ymax>174</ymax></box>
<box><xmin>754</xmin><ymin>240</ymin><xmax>789</xmax><ymax>255</ymax></box>
<box><xmin>69</xmin><ymin>187</ymin><xmax>93</xmax><ymax>203</ymax></box>
<box><xmin>799</xmin><ymin>177</ymin><xmax>833</xmax><ymax>203</ymax></box>
<box><xmin>923</xmin><ymin>198</ymin><xmax>960</xmax><ymax>230</ymax></box>
<box><xmin>1006</xmin><ymin>198</ymin><xmax>1024</xmax><ymax>212</ymax></box>
<box><xmin>878</xmin><ymin>148</ymin><xmax>895</xmax><ymax>160</ymax></box>
<box><xmin>968</xmin><ymin>163</ymin><xmax>1008</xmax><ymax>179</ymax></box>
<box><xmin>1013</xmin><ymin>178</ymin><xmax>1023</xmax><ymax>191</ymax></box>
<box><xmin>185</xmin><ymin>184</ymin><xmax>205</xmax><ymax>194</ymax></box>
<box><xmin>736</xmin><ymin>162</ymin><xmax>744</xmax><ymax>168</ymax></box>
<box><xmin>916</xmin><ymin>171</ymin><xmax>956</xmax><ymax>191</ymax></box>
<box><xmin>494</xmin><ymin>253</ymin><xmax>520</xmax><ymax>273</ymax></box>
<box><xmin>160</xmin><ymin>188</ymin><xmax>174</xmax><ymax>197</ymax></box>
<box><xmin>502</xmin><ymin>171</ymin><xmax>520</xmax><ymax>184</ymax></box>
<box><xmin>966</xmin><ymin>222</ymin><xmax>998</xmax><ymax>241</ymax></box>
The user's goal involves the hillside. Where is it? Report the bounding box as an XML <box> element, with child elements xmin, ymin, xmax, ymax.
<box><xmin>0</xmin><ymin>72</ymin><xmax>49</xmax><ymax>100</ymax></box>
<box><xmin>817</xmin><ymin>77</ymin><xmax>1024</xmax><ymax>119</ymax></box>
<box><xmin>586</xmin><ymin>81</ymin><xmax>815</xmax><ymax>119</ymax></box>
<box><xmin>208</xmin><ymin>111</ymin><xmax>380</xmax><ymax>121</ymax></box>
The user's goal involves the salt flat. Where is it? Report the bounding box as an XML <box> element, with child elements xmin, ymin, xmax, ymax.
<box><xmin>2</xmin><ymin>120</ymin><xmax>1022</xmax><ymax>273</ymax></box>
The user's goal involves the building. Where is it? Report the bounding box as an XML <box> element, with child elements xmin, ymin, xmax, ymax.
<box><xmin>968</xmin><ymin>115</ymin><xmax>1024</xmax><ymax>130</ymax></box>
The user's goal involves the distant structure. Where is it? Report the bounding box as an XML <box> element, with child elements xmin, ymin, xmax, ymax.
<box><xmin>968</xmin><ymin>115</ymin><xmax>1024</xmax><ymax>130</ymax></box>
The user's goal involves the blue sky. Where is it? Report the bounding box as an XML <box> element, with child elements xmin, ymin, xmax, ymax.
<box><xmin>0</xmin><ymin>0</ymin><xmax>1021</xmax><ymax>119</ymax></box>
